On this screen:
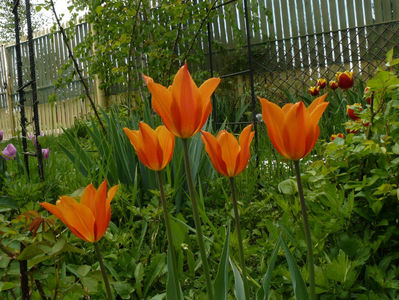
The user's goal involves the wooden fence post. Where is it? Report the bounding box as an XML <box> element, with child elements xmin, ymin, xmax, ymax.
<box><xmin>2</xmin><ymin>45</ymin><xmax>16</xmax><ymax>136</ymax></box>
<box><xmin>90</xmin><ymin>24</ymin><xmax>108</xmax><ymax>108</ymax></box>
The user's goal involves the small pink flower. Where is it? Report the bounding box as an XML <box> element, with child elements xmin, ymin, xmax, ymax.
<box><xmin>42</xmin><ymin>148</ymin><xmax>50</xmax><ymax>160</ymax></box>
<box><xmin>2</xmin><ymin>144</ymin><xmax>17</xmax><ymax>160</ymax></box>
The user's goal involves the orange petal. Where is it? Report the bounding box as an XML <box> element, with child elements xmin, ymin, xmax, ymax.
<box><xmin>259</xmin><ymin>97</ymin><xmax>287</xmax><ymax>158</ymax></box>
<box><xmin>310</xmin><ymin>102</ymin><xmax>329</xmax><ymax>125</ymax></box>
<box><xmin>93</xmin><ymin>180</ymin><xmax>108</xmax><ymax>241</ymax></box>
<box><xmin>156</xmin><ymin>126</ymin><xmax>175</xmax><ymax>170</ymax></box>
<box><xmin>139</xmin><ymin>122</ymin><xmax>163</xmax><ymax>170</ymax></box>
<box><xmin>57</xmin><ymin>196</ymin><xmax>95</xmax><ymax>242</ymax></box>
<box><xmin>80</xmin><ymin>183</ymin><xmax>96</xmax><ymax>215</ymax></box>
<box><xmin>124</xmin><ymin>127</ymin><xmax>152</xmax><ymax>169</ymax></box>
<box><xmin>218</xmin><ymin>131</ymin><xmax>240</xmax><ymax>177</ymax></box>
<box><xmin>201</xmin><ymin>130</ymin><xmax>228</xmax><ymax>176</ymax></box>
<box><xmin>308</xmin><ymin>93</ymin><xmax>328</xmax><ymax>114</ymax></box>
<box><xmin>143</xmin><ymin>75</ymin><xmax>178</xmax><ymax>136</ymax></box>
<box><xmin>236</xmin><ymin>124</ymin><xmax>254</xmax><ymax>175</ymax></box>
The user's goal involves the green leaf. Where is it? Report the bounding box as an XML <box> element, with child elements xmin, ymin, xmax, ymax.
<box><xmin>47</xmin><ymin>238</ymin><xmax>66</xmax><ymax>256</ymax></box>
<box><xmin>166</xmin><ymin>247</ymin><xmax>183</xmax><ymax>300</ymax></box>
<box><xmin>280</xmin><ymin>237</ymin><xmax>310</xmax><ymax>300</ymax></box>
<box><xmin>0</xmin><ymin>281</ymin><xmax>16</xmax><ymax>291</ymax></box>
<box><xmin>113</xmin><ymin>281</ymin><xmax>135</xmax><ymax>299</ymax></box>
<box><xmin>278</xmin><ymin>179</ymin><xmax>297</xmax><ymax>195</ymax></box>
<box><xmin>0</xmin><ymin>196</ymin><xmax>18</xmax><ymax>209</ymax></box>
<box><xmin>17</xmin><ymin>244</ymin><xmax>44</xmax><ymax>260</ymax></box>
<box><xmin>169</xmin><ymin>216</ymin><xmax>188</xmax><ymax>250</ymax></box>
<box><xmin>257</xmin><ymin>239</ymin><xmax>281</xmax><ymax>300</ymax></box>
<box><xmin>214</xmin><ymin>225</ymin><xmax>230</xmax><ymax>300</ymax></box>
<box><xmin>230</xmin><ymin>259</ymin><xmax>245</xmax><ymax>300</ymax></box>
<box><xmin>82</xmin><ymin>276</ymin><xmax>98</xmax><ymax>293</ymax></box>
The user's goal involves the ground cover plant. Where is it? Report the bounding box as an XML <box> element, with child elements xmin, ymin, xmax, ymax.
<box><xmin>1</xmin><ymin>28</ymin><xmax>399</xmax><ymax>300</ymax></box>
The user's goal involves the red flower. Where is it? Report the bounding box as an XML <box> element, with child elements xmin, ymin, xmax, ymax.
<box><xmin>364</xmin><ymin>87</ymin><xmax>371</xmax><ymax>104</ymax></box>
<box><xmin>308</xmin><ymin>86</ymin><xmax>320</xmax><ymax>96</ymax></box>
<box><xmin>329</xmin><ymin>81</ymin><xmax>339</xmax><ymax>90</ymax></box>
<box><xmin>317</xmin><ymin>78</ymin><xmax>327</xmax><ymax>89</ymax></box>
<box><xmin>336</xmin><ymin>71</ymin><xmax>354</xmax><ymax>90</ymax></box>
<box><xmin>330</xmin><ymin>133</ymin><xmax>344</xmax><ymax>141</ymax></box>
<box><xmin>347</xmin><ymin>103</ymin><xmax>362</xmax><ymax>121</ymax></box>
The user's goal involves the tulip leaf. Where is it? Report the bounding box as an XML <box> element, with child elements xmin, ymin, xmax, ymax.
<box><xmin>0</xmin><ymin>195</ymin><xmax>18</xmax><ymax>209</ymax></box>
<box><xmin>257</xmin><ymin>239</ymin><xmax>281</xmax><ymax>300</ymax></box>
<box><xmin>230</xmin><ymin>259</ymin><xmax>246</xmax><ymax>300</ymax></box>
<box><xmin>280</xmin><ymin>237</ymin><xmax>310</xmax><ymax>300</ymax></box>
<box><xmin>214</xmin><ymin>225</ymin><xmax>230</xmax><ymax>300</ymax></box>
<box><xmin>166</xmin><ymin>247</ymin><xmax>183</xmax><ymax>300</ymax></box>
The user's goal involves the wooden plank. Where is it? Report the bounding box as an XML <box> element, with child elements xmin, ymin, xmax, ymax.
<box><xmin>337</xmin><ymin>0</ymin><xmax>350</xmax><ymax>64</ymax></box>
<box><xmin>320</xmin><ymin>0</ymin><xmax>333</xmax><ymax>66</ymax></box>
<box><xmin>288</xmin><ymin>0</ymin><xmax>301</xmax><ymax>69</ymax></box>
<box><xmin>394</xmin><ymin>0</ymin><xmax>399</xmax><ymax>20</ymax></box>
<box><xmin>355</xmin><ymin>1</ymin><xmax>368</xmax><ymax>74</ymax></box>
<box><xmin>224</xmin><ymin>2</ymin><xmax>234</xmax><ymax>46</ymax></box>
<box><xmin>303</xmin><ymin>0</ymin><xmax>317</xmax><ymax>70</ymax></box>
<box><xmin>374</xmin><ymin>0</ymin><xmax>383</xmax><ymax>23</ymax></box>
<box><xmin>347</xmin><ymin>0</ymin><xmax>357</xmax><ymax>72</ymax></box>
<box><xmin>272</xmin><ymin>0</ymin><xmax>286</xmax><ymax>69</ymax></box>
<box><xmin>381</xmin><ymin>0</ymin><xmax>392</xmax><ymax>21</ymax></box>
<box><xmin>281</xmin><ymin>0</ymin><xmax>293</xmax><ymax>72</ymax></box>
<box><xmin>364</xmin><ymin>0</ymin><xmax>373</xmax><ymax>25</ymax></box>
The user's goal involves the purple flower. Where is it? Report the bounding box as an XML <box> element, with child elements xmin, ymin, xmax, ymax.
<box><xmin>0</xmin><ymin>130</ymin><xmax>3</xmax><ymax>142</ymax></box>
<box><xmin>2</xmin><ymin>144</ymin><xmax>17</xmax><ymax>160</ymax></box>
<box><xmin>42</xmin><ymin>148</ymin><xmax>50</xmax><ymax>160</ymax></box>
<box><xmin>30</xmin><ymin>132</ymin><xmax>44</xmax><ymax>145</ymax></box>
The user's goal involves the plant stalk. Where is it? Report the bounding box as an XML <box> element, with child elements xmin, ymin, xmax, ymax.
<box><xmin>294</xmin><ymin>160</ymin><xmax>315</xmax><ymax>300</ymax></box>
<box><xmin>229</xmin><ymin>177</ymin><xmax>249</xmax><ymax>299</ymax></box>
<box><xmin>182</xmin><ymin>138</ymin><xmax>214</xmax><ymax>300</ymax></box>
<box><xmin>156</xmin><ymin>171</ymin><xmax>182</xmax><ymax>298</ymax></box>
<box><xmin>94</xmin><ymin>242</ymin><xmax>113</xmax><ymax>300</ymax></box>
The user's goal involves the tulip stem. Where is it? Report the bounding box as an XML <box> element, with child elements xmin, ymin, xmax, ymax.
<box><xmin>182</xmin><ymin>138</ymin><xmax>214</xmax><ymax>300</ymax></box>
<box><xmin>156</xmin><ymin>171</ymin><xmax>182</xmax><ymax>298</ymax></box>
<box><xmin>294</xmin><ymin>161</ymin><xmax>315</xmax><ymax>300</ymax></box>
<box><xmin>229</xmin><ymin>177</ymin><xmax>250</xmax><ymax>299</ymax></box>
<box><xmin>94</xmin><ymin>242</ymin><xmax>113</xmax><ymax>300</ymax></box>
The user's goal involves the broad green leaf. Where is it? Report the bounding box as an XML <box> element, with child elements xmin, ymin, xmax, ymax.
<box><xmin>0</xmin><ymin>281</ymin><xmax>16</xmax><ymax>291</ymax></box>
<box><xmin>230</xmin><ymin>259</ymin><xmax>245</xmax><ymax>300</ymax></box>
<box><xmin>257</xmin><ymin>239</ymin><xmax>281</xmax><ymax>300</ymax></box>
<box><xmin>214</xmin><ymin>226</ymin><xmax>230</xmax><ymax>300</ymax></box>
<box><xmin>278</xmin><ymin>179</ymin><xmax>297</xmax><ymax>195</ymax></box>
<box><xmin>0</xmin><ymin>196</ymin><xmax>18</xmax><ymax>209</ymax></box>
<box><xmin>113</xmin><ymin>281</ymin><xmax>135</xmax><ymax>299</ymax></box>
<box><xmin>82</xmin><ymin>276</ymin><xmax>98</xmax><ymax>293</ymax></box>
<box><xmin>17</xmin><ymin>244</ymin><xmax>44</xmax><ymax>260</ymax></box>
<box><xmin>280</xmin><ymin>237</ymin><xmax>310</xmax><ymax>300</ymax></box>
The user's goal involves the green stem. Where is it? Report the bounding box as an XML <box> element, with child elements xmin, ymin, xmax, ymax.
<box><xmin>229</xmin><ymin>177</ymin><xmax>250</xmax><ymax>299</ymax></box>
<box><xmin>182</xmin><ymin>138</ymin><xmax>214</xmax><ymax>300</ymax></box>
<box><xmin>94</xmin><ymin>242</ymin><xmax>113</xmax><ymax>300</ymax></box>
<box><xmin>294</xmin><ymin>160</ymin><xmax>315</xmax><ymax>300</ymax></box>
<box><xmin>156</xmin><ymin>171</ymin><xmax>182</xmax><ymax>298</ymax></box>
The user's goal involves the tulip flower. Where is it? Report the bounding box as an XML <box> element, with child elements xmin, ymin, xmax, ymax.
<box><xmin>347</xmin><ymin>103</ymin><xmax>362</xmax><ymax>121</ymax></box>
<box><xmin>124</xmin><ymin>122</ymin><xmax>175</xmax><ymax>171</ymax></box>
<box><xmin>336</xmin><ymin>71</ymin><xmax>354</xmax><ymax>90</ymax></box>
<box><xmin>42</xmin><ymin>148</ymin><xmax>50</xmax><ymax>160</ymax></box>
<box><xmin>308</xmin><ymin>86</ymin><xmax>320</xmax><ymax>96</ymax></box>
<box><xmin>143</xmin><ymin>62</ymin><xmax>220</xmax><ymax>139</ymax></box>
<box><xmin>40</xmin><ymin>180</ymin><xmax>118</xmax><ymax>299</ymax></box>
<box><xmin>2</xmin><ymin>144</ymin><xmax>17</xmax><ymax>160</ymax></box>
<box><xmin>0</xmin><ymin>130</ymin><xmax>3</xmax><ymax>142</ymax></box>
<box><xmin>364</xmin><ymin>87</ymin><xmax>371</xmax><ymax>104</ymax></box>
<box><xmin>329</xmin><ymin>80</ymin><xmax>339</xmax><ymax>90</ymax></box>
<box><xmin>40</xmin><ymin>180</ymin><xmax>118</xmax><ymax>243</ymax></box>
<box><xmin>330</xmin><ymin>133</ymin><xmax>344</xmax><ymax>141</ymax></box>
<box><xmin>259</xmin><ymin>94</ymin><xmax>329</xmax><ymax>161</ymax></box>
<box><xmin>259</xmin><ymin>94</ymin><xmax>328</xmax><ymax>300</ymax></box>
<box><xmin>201</xmin><ymin>124</ymin><xmax>254</xmax><ymax>298</ymax></box>
<box><xmin>201</xmin><ymin>124</ymin><xmax>254</xmax><ymax>177</ymax></box>
<box><xmin>29</xmin><ymin>131</ymin><xmax>44</xmax><ymax>145</ymax></box>
<box><xmin>317</xmin><ymin>78</ymin><xmax>327</xmax><ymax>89</ymax></box>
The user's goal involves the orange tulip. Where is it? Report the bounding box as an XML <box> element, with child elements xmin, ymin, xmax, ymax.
<box><xmin>259</xmin><ymin>94</ymin><xmax>329</xmax><ymax>160</ymax></box>
<box><xmin>201</xmin><ymin>124</ymin><xmax>254</xmax><ymax>177</ymax></box>
<box><xmin>124</xmin><ymin>122</ymin><xmax>175</xmax><ymax>171</ymax></box>
<box><xmin>329</xmin><ymin>80</ymin><xmax>339</xmax><ymax>90</ymax></box>
<box><xmin>40</xmin><ymin>180</ymin><xmax>118</xmax><ymax>243</ymax></box>
<box><xmin>143</xmin><ymin>63</ymin><xmax>220</xmax><ymax>138</ymax></box>
<box><xmin>336</xmin><ymin>71</ymin><xmax>354</xmax><ymax>90</ymax></box>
